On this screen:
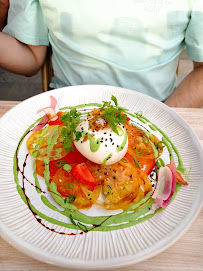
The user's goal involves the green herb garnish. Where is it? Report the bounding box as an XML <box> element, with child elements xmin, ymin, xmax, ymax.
<box><xmin>74</xmin><ymin>130</ymin><xmax>83</xmax><ymax>142</ymax></box>
<box><xmin>60</xmin><ymin>108</ymin><xmax>82</xmax><ymax>153</ymax></box>
<box><xmin>90</xmin><ymin>95</ymin><xmax>129</xmax><ymax>135</ymax></box>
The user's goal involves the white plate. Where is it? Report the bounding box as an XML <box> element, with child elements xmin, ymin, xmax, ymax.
<box><xmin>0</xmin><ymin>85</ymin><xmax>203</xmax><ymax>270</ymax></box>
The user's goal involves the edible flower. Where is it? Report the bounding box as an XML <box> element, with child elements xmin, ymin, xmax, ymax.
<box><xmin>32</xmin><ymin>96</ymin><xmax>57</xmax><ymax>131</ymax></box>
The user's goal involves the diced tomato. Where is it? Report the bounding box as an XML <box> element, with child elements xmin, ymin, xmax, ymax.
<box><xmin>71</xmin><ymin>163</ymin><xmax>98</xmax><ymax>187</ymax></box>
<box><xmin>48</xmin><ymin>112</ymin><xmax>64</xmax><ymax>125</ymax></box>
<box><xmin>49</xmin><ymin>148</ymin><xmax>87</xmax><ymax>179</ymax></box>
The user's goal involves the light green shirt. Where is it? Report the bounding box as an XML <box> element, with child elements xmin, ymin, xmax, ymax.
<box><xmin>4</xmin><ymin>0</ymin><xmax>203</xmax><ymax>101</ymax></box>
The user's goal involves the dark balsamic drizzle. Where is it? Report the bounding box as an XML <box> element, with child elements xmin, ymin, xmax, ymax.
<box><xmin>19</xmin><ymin>153</ymin><xmax>46</xmax><ymax>194</ymax></box>
<box><xmin>92</xmin><ymin>215</ymin><xmax>113</xmax><ymax>229</ymax></box>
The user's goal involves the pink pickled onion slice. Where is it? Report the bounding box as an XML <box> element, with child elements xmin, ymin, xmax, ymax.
<box><xmin>32</xmin><ymin>115</ymin><xmax>49</xmax><ymax>132</ymax></box>
<box><xmin>154</xmin><ymin>159</ymin><xmax>177</xmax><ymax>208</ymax></box>
<box><xmin>50</xmin><ymin>96</ymin><xmax>57</xmax><ymax>109</ymax></box>
<box><xmin>31</xmin><ymin>96</ymin><xmax>58</xmax><ymax>132</ymax></box>
<box><xmin>152</xmin><ymin>166</ymin><xmax>172</xmax><ymax>200</ymax></box>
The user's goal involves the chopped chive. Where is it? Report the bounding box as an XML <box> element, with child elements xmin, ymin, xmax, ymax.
<box><xmin>55</xmin><ymin>160</ymin><xmax>68</xmax><ymax>167</ymax></box>
<box><xmin>65</xmin><ymin>193</ymin><xmax>76</xmax><ymax>203</ymax></box>
<box><xmin>32</xmin><ymin>149</ymin><xmax>40</xmax><ymax>158</ymax></box>
<box><xmin>65</xmin><ymin>183</ymin><xmax>74</xmax><ymax>189</ymax></box>
<box><xmin>133</xmin><ymin>156</ymin><xmax>140</xmax><ymax>169</ymax></box>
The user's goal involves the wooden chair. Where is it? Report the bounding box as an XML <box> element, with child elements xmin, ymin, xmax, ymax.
<box><xmin>41</xmin><ymin>46</ymin><xmax>53</xmax><ymax>92</ymax></box>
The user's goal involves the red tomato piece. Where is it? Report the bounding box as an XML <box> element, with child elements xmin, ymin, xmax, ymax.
<box><xmin>48</xmin><ymin>112</ymin><xmax>64</xmax><ymax>125</ymax></box>
<box><xmin>71</xmin><ymin>163</ymin><xmax>98</xmax><ymax>187</ymax></box>
<box><xmin>49</xmin><ymin>148</ymin><xmax>87</xmax><ymax>179</ymax></box>
<box><xmin>124</xmin><ymin>153</ymin><xmax>155</xmax><ymax>175</ymax></box>
<box><xmin>139</xmin><ymin>159</ymin><xmax>155</xmax><ymax>175</ymax></box>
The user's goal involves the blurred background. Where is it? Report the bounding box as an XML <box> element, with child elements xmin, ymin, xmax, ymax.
<box><xmin>0</xmin><ymin>49</ymin><xmax>193</xmax><ymax>101</ymax></box>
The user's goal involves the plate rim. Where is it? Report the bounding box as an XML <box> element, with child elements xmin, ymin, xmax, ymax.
<box><xmin>0</xmin><ymin>85</ymin><xmax>203</xmax><ymax>269</ymax></box>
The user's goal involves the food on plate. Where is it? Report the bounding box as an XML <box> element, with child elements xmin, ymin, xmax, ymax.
<box><xmin>14</xmin><ymin>95</ymin><xmax>188</xmax><ymax>233</ymax></box>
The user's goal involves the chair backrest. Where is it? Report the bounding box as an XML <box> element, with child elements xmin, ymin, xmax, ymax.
<box><xmin>41</xmin><ymin>46</ymin><xmax>53</xmax><ymax>92</ymax></box>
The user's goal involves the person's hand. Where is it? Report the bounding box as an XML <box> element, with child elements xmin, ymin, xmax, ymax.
<box><xmin>164</xmin><ymin>62</ymin><xmax>203</xmax><ymax>108</ymax></box>
<box><xmin>0</xmin><ymin>0</ymin><xmax>9</xmax><ymax>31</ymax></box>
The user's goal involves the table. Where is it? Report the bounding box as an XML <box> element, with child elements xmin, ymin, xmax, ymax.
<box><xmin>0</xmin><ymin>101</ymin><xmax>202</xmax><ymax>271</ymax></box>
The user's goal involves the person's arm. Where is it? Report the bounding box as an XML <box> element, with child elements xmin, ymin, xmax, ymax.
<box><xmin>0</xmin><ymin>0</ymin><xmax>9</xmax><ymax>31</ymax></box>
<box><xmin>0</xmin><ymin>0</ymin><xmax>47</xmax><ymax>76</ymax></box>
<box><xmin>164</xmin><ymin>62</ymin><xmax>203</xmax><ymax>108</ymax></box>
<box><xmin>0</xmin><ymin>32</ymin><xmax>47</xmax><ymax>76</ymax></box>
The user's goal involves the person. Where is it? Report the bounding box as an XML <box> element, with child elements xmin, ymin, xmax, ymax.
<box><xmin>0</xmin><ymin>0</ymin><xmax>203</xmax><ymax>107</ymax></box>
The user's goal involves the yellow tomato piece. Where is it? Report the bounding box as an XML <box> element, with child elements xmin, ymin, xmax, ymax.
<box><xmin>27</xmin><ymin>125</ymin><xmax>67</xmax><ymax>161</ymax></box>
